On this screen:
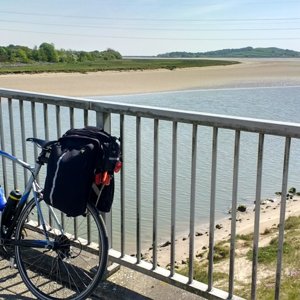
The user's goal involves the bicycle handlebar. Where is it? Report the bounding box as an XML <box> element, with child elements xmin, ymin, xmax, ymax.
<box><xmin>26</xmin><ymin>138</ymin><xmax>57</xmax><ymax>149</ymax></box>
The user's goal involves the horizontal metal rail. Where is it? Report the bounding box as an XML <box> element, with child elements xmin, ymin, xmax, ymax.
<box><xmin>1</xmin><ymin>88</ymin><xmax>300</xmax><ymax>138</ymax></box>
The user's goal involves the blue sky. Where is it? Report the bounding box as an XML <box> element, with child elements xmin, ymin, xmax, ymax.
<box><xmin>1</xmin><ymin>0</ymin><xmax>300</xmax><ymax>56</ymax></box>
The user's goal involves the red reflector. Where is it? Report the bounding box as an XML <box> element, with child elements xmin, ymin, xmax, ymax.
<box><xmin>114</xmin><ymin>161</ymin><xmax>122</xmax><ymax>173</ymax></box>
<box><xmin>95</xmin><ymin>172</ymin><xmax>111</xmax><ymax>185</ymax></box>
<box><xmin>95</xmin><ymin>173</ymin><xmax>102</xmax><ymax>185</ymax></box>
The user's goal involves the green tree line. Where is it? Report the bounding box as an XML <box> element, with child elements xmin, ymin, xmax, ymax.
<box><xmin>0</xmin><ymin>43</ymin><xmax>122</xmax><ymax>63</ymax></box>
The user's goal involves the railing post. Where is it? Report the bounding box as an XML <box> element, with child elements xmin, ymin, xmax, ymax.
<box><xmin>152</xmin><ymin>119</ymin><xmax>159</xmax><ymax>269</ymax></box>
<box><xmin>19</xmin><ymin>100</ymin><xmax>28</xmax><ymax>186</ymax></box>
<box><xmin>170</xmin><ymin>121</ymin><xmax>178</xmax><ymax>277</ymax></box>
<box><xmin>96</xmin><ymin>110</ymin><xmax>120</xmax><ymax>276</ymax></box>
<box><xmin>8</xmin><ymin>98</ymin><xmax>18</xmax><ymax>188</ymax></box>
<box><xmin>275</xmin><ymin>137</ymin><xmax>291</xmax><ymax>300</ymax></box>
<box><xmin>96</xmin><ymin>111</ymin><xmax>113</xmax><ymax>248</ymax></box>
<box><xmin>251</xmin><ymin>133</ymin><xmax>264</xmax><ymax>299</ymax></box>
<box><xmin>0</xmin><ymin>98</ymin><xmax>8</xmax><ymax>193</ymax></box>
<box><xmin>188</xmin><ymin>124</ymin><xmax>198</xmax><ymax>284</ymax></box>
<box><xmin>120</xmin><ymin>114</ymin><xmax>125</xmax><ymax>257</ymax></box>
<box><xmin>208</xmin><ymin>127</ymin><xmax>218</xmax><ymax>290</ymax></box>
<box><xmin>136</xmin><ymin>116</ymin><xmax>142</xmax><ymax>263</ymax></box>
<box><xmin>228</xmin><ymin>130</ymin><xmax>240</xmax><ymax>298</ymax></box>
<box><xmin>31</xmin><ymin>102</ymin><xmax>38</xmax><ymax>160</ymax></box>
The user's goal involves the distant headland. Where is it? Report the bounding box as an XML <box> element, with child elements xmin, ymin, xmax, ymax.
<box><xmin>157</xmin><ymin>46</ymin><xmax>300</xmax><ymax>58</ymax></box>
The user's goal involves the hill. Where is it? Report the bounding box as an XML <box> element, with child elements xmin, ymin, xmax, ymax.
<box><xmin>158</xmin><ymin>47</ymin><xmax>300</xmax><ymax>58</ymax></box>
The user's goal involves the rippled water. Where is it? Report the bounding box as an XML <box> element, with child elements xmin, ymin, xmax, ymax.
<box><xmin>93</xmin><ymin>86</ymin><xmax>300</xmax><ymax>251</ymax></box>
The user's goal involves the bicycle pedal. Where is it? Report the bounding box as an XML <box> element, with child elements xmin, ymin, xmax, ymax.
<box><xmin>9</xmin><ymin>257</ymin><xmax>17</xmax><ymax>269</ymax></box>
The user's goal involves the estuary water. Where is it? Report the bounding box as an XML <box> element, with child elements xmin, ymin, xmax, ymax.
<box><xmin>1</xmin><ymin>85</ymin><xmax>300</xmax><ymax>253</ymax></box>
<box><xmin>92</xmin><ymin>85</ymin><xmax>300</xmax><ymax>251</ymax></box>
<box><xmin>95</xmin><ymin>85</ymin><xmax>300</xmax><ymax>122</ymax></box>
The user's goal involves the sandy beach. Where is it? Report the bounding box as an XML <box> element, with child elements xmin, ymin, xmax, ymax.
<box><xmin>0</xmin><ymin>59</ymin><xmax>300</xmax><ymax>96</ymax></box>
<box><xmin>144</xmin><ymin>195</ymin><xmax>300</xmax><ymax>268</ymax></box>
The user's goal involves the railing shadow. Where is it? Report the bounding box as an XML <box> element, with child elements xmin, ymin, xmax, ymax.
<box><xmin>96</xmin><ymin>281</ymin><xmax>153</xmax><ymax>300</ymax></box>
<box><xmin>0</xmin><ymin>255</ymin><xmax>152</xmax><ymax>300</ymax></box>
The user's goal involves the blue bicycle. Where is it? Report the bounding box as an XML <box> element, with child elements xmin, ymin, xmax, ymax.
<box><xmin>0</xmin><ymin>138</ymin><xmax>109</xmax><ymax>300</ymax></box>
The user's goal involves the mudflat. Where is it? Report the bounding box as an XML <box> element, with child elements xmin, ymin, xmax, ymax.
<box><xmin>0</xmin><ymin>59</ymin><xmax>299</xmax><ymax>96</ymax></box>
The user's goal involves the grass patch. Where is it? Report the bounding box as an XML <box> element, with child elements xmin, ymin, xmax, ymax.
<box><xmin>239</xmin><ymin>216</ymin><xmax>300</xmax><ymax>297</ymax></box>
<box><xmin>236</xmin><ymin>233</ymin><xmax>253</xmax><ymax>247</ymax></box>
<box><xmin>285</xmin><ymin>216</ymin><xmax>300</xmax><ymax>230</ymax></box>
<box><xmin>262</xmin><ymin>227</ymin><xmax>272</xmax><ymax>235</ymax></box>
<box><xmin>179</xmin><ymin>260</ymin><xmax>227</xmax><ymax>285</ymax></box>
<box><xmin>180</xmin><ymin>262</ymin><xmax>209</xmax><ymax>283</ymax></box>
<box><xmin>236</xmin><ymin>233</ymin><xmax>253</xmax><ymax>241</ymax></box>
<box><xmin>247</xmin><ymin>237</ymin><xmax>293</xmax><ymax>264</ymax></box>
<box><xmin>178</xmin><ymin>215</ymin><xmax>300</xmax><ymax>298</ymax></box>
<box><xmin>255</xmin><ymin>272</ymin><xmax>300</xmax><ymax>300</ymax></box>
<box><xmin>0</xmin><ymin>59</ymin><xmax>239</xmax><ymax>74</ymax></box>
<box><xmin>213</xmin><ymin>242</ymin><xmax>230</xmax><ymax>262</ymax></box>
<box><xmin>246</xmin><ymin>215</ymin><xmax>300</xmax><ymax>265</ymax></box>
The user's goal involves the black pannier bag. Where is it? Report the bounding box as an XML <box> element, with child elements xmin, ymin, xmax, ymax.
<box><xmin>43</xmin><ymin>127</ymin><xmax>121</xmax><ymax>217</ymax></box>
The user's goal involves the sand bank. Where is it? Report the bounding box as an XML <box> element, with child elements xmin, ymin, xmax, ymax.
<box><xmin>0</xmin><ymin>59</ymin><xmax>300</xmax><ymax>97</ymax></box>
<box><xmin>144</xmin><ymin>195</ymin><xmax>300</xmax><ymax>268</ymax></box>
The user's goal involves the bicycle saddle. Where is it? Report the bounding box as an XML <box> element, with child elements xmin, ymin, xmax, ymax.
<box><xmin>26</xmin><ymin>138</ymin><xmax>57</xmax><ymax>149</ymax></box>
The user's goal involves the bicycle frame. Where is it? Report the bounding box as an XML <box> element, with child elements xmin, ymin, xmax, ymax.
<box><xmin>0</xmin><ymin>148</ymin><xmax>38</xmax><ymax>198</ymax></box>
<box><xmin>0</xmin><ymin>135</ymin><xmax>109</xmax><ymax>300</ymax></box>
<box><xmin>0</xmin><ymin>149</ymin><xmax>58</xmax><ymax>249</ymax></box>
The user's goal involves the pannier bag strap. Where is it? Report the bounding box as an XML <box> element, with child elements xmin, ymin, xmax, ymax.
<box><xmin>95</xmin><ymin>172</ymin><xmax>111</xmax><ymax>186</ymax></box>
<box><xmin>49</xmin><ymin>152</ymin><xmax>67</xmax><ymax>206</ymax></box>
<box><xmin>92</xmin><ymin>183</ymin><xmax>105</xmax><ymax>208</ymax></box>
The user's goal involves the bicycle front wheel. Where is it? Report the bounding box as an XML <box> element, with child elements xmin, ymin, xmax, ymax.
<box><xmin>14</xmin><ymin>199</ymin><xmax>108</xmax><ymax>300</ymax></box>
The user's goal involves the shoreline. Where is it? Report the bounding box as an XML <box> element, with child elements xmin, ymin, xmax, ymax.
<box><xmin>1</xmin><ymin>59</ymin><xmax>300</xmax><ymax>97</ymax></box>
<box><xmin>144</xmin><ymin>195</ymin><xmax>300</xmax><ymax>268</ymax></box>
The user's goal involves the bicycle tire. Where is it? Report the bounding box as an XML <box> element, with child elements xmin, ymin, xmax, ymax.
<box><xmin>14</xmin><ymin>198</ymin><xmax>108</xmax><ymax>300</ymax></box>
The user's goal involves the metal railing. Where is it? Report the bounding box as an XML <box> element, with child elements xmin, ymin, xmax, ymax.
<box><xmin>1</xmin><ymin>88</ymin><xmax>300</xmax><ymax>299</ymax></box>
